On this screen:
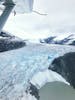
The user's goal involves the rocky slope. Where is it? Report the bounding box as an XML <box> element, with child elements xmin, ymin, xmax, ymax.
<box><xmin>26</xmin><ymin>83</ymin><xmax>39</xmax><ymax>100</ymax></box>
<box><xmin>48</xmin><ymin>52</ymin><xmax>75</xmax><ymax>88</ymax></box>
<box><xmin>0</xmin><ymin>31</ymin><xmax>26</xmax><ymax>52</ymax></box>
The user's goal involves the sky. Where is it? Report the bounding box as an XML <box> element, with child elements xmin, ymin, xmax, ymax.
<box><xmin>3</xmin><ymin>0</ymin><xmax>75</xmax><ymax>39</ymax></box>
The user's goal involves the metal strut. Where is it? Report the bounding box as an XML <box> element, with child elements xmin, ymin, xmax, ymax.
<box><xmin>0</xmin><ymin>2</ymin><xmax>15</xmax><ymax>33</ymax></box>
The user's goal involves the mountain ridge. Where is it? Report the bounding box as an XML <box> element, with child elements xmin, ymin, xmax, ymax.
<box><xmin>40</xmin><ymin>33</ymin><xmax>75</xmax><ymax>45</ymax></box>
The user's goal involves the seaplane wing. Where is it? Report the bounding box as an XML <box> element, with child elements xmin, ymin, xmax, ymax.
<box><xmin>0</xmin><ymin>0</ymin><xmax>34</xmax><ymax>13</ymax></box>
<box><xmin>0</xmin><ymin>0</ymin><xmax>34</xmax><ymax>34</ymax></box>
<box><xmin>13</xmin><ymin>0</ymin><xmax>34</xmax><ymax>13</ymax></box>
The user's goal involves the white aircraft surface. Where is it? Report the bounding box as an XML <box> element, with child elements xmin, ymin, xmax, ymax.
<box><xmin>0</xmin><ymin>0</ymin><xmax>34</xmax><ymax>33</ymax></box>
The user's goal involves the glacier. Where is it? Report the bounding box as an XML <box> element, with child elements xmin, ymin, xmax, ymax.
<box><xmin>0</xmin><ymin>43</ymin><xmax>75</xmax><ymax>100</ymax></box>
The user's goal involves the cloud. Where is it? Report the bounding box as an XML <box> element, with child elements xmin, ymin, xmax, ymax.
<box><xmin>3</xmin><ymin>0</ymin><xmax>75</xmax><ymax>39</ymax></box>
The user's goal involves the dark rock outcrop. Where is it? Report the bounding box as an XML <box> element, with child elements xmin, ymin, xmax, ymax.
<box><xmin>48</xmin><ymin>52</ymin><xmax>75</xmax><ymax>88</ymax></box>
<box><xmin>42</xmin><ymin>36</ymin><xmax>56</xmax><ymax>44</ymax></box>
<box><xmin>70</xmin><ymin>41</ymin><xmax>75</xmax><ymax>45</ymax></box>
<box><xmin>0</xmin><ymin>31</ymin><xmax>26</xmax><ymax>52</ymax></box>
<box><xmin>0</xmin><ymin>31</ymin><xmax>12</xmax><ymax>37</ymax></box>
<box><xmin>26</xmin><ymin>83</ymin><xmax>39</xmax><ymax>100</ymax></box>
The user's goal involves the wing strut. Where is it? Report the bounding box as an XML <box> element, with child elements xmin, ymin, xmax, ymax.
<box><xmin>0</xmin><ymin>1</ymin><xmax>15</xmax><ymax>33</ymax></box>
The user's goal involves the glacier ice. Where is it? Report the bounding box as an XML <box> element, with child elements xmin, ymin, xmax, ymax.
<box><xmin>0</xmin><ymin>43</ymin><xmax>75</xmax><ymax>99</ymax></box>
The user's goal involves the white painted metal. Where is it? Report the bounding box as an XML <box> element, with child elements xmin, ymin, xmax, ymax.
<box><xmin>0</xmin><ymin>0</ymin><xmax>34</xmax><ymax>13</ymax></box>
<box><xmin>13</xmin><ymin>0</ymin><xmax>34</xmax><ymax>13</ymax></box>
<box><xmin>0</xmin><ymin>0</ymin><xmax>34</xmax><ymax>33</ymax></box>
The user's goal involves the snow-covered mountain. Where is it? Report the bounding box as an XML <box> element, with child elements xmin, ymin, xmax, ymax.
<box><xmin>40</xmin><ymin>33</ymin><xmax>75</xmax><ymax>45</ymax></box>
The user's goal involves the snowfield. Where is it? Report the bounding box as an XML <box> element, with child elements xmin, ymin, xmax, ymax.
<box><xmin>0</xmin><ymin>43</ymin><xmax>75</xmax><ymax>100</ymax></box>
